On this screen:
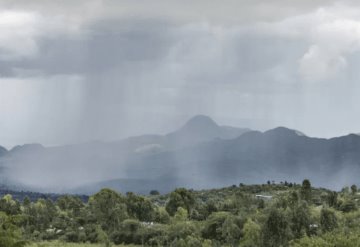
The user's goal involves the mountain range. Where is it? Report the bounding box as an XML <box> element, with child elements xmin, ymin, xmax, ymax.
<box><xmin>0</xmin><ymin>115</ymin><xmax>359</xmax><ymax>194</ymax></box>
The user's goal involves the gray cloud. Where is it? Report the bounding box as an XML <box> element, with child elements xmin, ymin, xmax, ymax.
<box><xmin>1</xmin><ymin>1</ymin><xmax>360</xmax><ymax>148</ymax></box>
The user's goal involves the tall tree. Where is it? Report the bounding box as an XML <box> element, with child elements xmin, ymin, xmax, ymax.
<box><xmin>262</xmin><ymin>208</ymin><xmax>292</xmax><ymax>247</ymax></box>
<box><xmin>351</xmin><ymin>185</ymin><xmax>358</xmax><ymax>195</ymax></box>
<box><xmin>240</xmin><ymin>219</ymin><xmax>261</xmax><ymax>247</ymax></box>
<box><xmin>89</xmin><ymin>189</ymin><xmax>128</xmax><ymax>232</ymax></box>
<box><xmin>320</xmin><ymin>208</ymin><xmax>337</xmax><ymax>232</ymax></box>
<box><xmin>300</xmin><ymin>179</ymin><xmax>312</xmax><ymax>202</ymax></box>
<box><xmin>165</xmin><ymin>188</ymin><xmax>195</xmax><ymax>216</ymax></box>
<box><xmin>125</xmin><ymin>192</ymin><xmax>155</xmax><ymax>222</ymax></box>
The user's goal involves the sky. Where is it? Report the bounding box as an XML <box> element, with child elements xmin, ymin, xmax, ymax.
<box><xmin>1</xmin><ymin>0</ymin><xmax>360</xmax><ymax>148</ymax></box>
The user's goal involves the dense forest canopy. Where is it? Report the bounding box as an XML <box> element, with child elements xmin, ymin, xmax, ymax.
<box><xmin>1</xmin><ymin>180</ymin><xmax>360</xmax><ymax>246</ymax></box>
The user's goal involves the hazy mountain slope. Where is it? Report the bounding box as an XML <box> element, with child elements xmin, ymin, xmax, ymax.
<box><xmin>113</xmin><ymin>115</ymin><xmax>251</xmax><ymax>153</ymax></box>
<box><xmin>121</xmin><ymin>128</ymin><xmax>360</xmax><ymax>192</ymax></box>
<box><xmin>0</xmin><ymin>115</ymin><xmax>250</xmax><ymax>192</ymax></box>
<box><xmin>0</xmin><ymin>146</ymin><xmax>7</xmax><ymax>156</ymax></box>
<box><xmin>2</xmin><ymin>117</ymin><xmax>360</xmax><ymax>194</ymax></box>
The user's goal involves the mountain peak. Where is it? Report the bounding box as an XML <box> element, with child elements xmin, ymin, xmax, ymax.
<box><xmin>164</xmin><ymin>115</ymin><xmax>251</xmax><ymax>148</ymax></box>
<box><xmin>182</xmin><ymin>115</ymin><xmax>218</xmax><ymax>131</ymax></box>
<box><xmin>264</xmin><ymin>127</ymin><xmax>306</xmax><ymax>137</ymax></box>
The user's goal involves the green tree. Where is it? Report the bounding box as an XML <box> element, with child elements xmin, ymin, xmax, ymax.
<box><xmin>155</xmin><ymin>207</ymin><xmax>170</xmax><ymax>224</ymax></box>
<box><xmin>167</xmin><ymin>221</ymin><xmax>199</xmax><ymax>245</ymax></box>
<box><xmin>166</xmin><ymin>188</ymin><xmax>195</xmax><ymax>216</ymax></box>
<box><xmin>89</xmin><ymin>188</ymin><xmax>128</xmax><ymax>232</ymax></box>
<box><xmin>110</xmin><ymin>219</ymin><xmax>142</xmax><ymax>245</ymax></box>
<box><xmin>289</xmin><ymin>201</ymin><xmax>310</xmax><ymax>238</ymax></box>
<box><xmin>27</xmin><ymin>198</ymin><xmax>58</xmax><ymax>232</ymax></box>
<box><xmin>288</xmin><ymin>191</ymin><xmax>299</xmax><ymax>208</ymax></box>
<box><xmin>0</xmin><ymin>212</ymin><xmax>26</xmax><ymax>247</ymax></box>
<box><xmin>0</xmin><ymin>195</ymin><xmax>21</xmax><ymax>215</ymax></box>
<box><xmin>22</xmin><ymin>197</ymin><xmax>31</xmax><ymax>208</ymax></box>
<box><xmin>173</xmin><ymin>207</ymin><xmax>188</xmax><ymax>222</ymax></box>
<box><xmin>150</xmin><ymin>190</ymin><xmax>160</xmax><ymax>196</ymax></box>
<box><xmin>326</xmin><ymin>191</ymin><xmax>338</xmax><ymax>208</ymax></box>
<box><xmin>56</xmin><ymin>195</ymin><xmax>84</xmax><ymax>217</ymax></box>
<box><xmin>320</xmin><ymin>208</ymin><xmax>337</xmax><ymax>232</ymax></box>
<box><xmin>221</xmin><ymin>216</ymin><xmax>241</xmax><ymax>246</ymax></box>
<box><xmin>300</xmin><ymin>179</ymin><xmax>312</xmax><ymax>202</ymax></box>
<box><xmin>95</xmin><ymin>225</ymin><xmax>110</xmax><ymax>247</ymax></box>
<box><xmin>351</xmin><ymin>184</ymin><xmax>357</xmax><ymax>195</ymax></box>
<box><xmin>202</xmin><ymin>211</ymin><xmax>242</xmax><ymax>244</ymax></box>
<box><xmin>262</xmin><ymin>208</ymin><xmax>292</xmax><ymax>247</ymax></box>
<box><xmin>240</xmin><ymin>218</ymin><xmax>261</xmax><ymax>247</ymax></box>
<box><xmin>339</xmin><ymin>199</ymin><xmax>357</xmax><ymax>213</ymax></box>
<box><xmin>125</xmin><ymin>192</ymin><xmax>155</xmax><ymax>221</ymax></box>
<box><xmin>291</xmin><ymin>232</ymin><xmax>360</xmax><ymax>246</ymax></box>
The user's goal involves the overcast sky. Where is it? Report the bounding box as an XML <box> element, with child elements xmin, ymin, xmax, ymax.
<box><xmin>1</xmin><ymin>0</ymin><xmax>360</xmax><ymax>148</ymax></box>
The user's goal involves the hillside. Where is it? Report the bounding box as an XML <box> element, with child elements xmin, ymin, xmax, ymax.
<box><xmin>120</xmin><ymin>127</ymin><xmax>360</xmax><ymax>193</ymax></box>
<box><xmin>0</xmin><ymin>115</ymin><xmax>251</xmax><ymax>193</ymax></box>
<box><xmin>1</xmin><ymin>116</ymin><xmax>360</xmax><ymax>194</ymax></box>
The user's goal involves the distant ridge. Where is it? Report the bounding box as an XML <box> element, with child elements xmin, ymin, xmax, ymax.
<box><xmin>264</xmin><ymin>127</ymin><xmax>306</xmax><ymax>137</ymax></box>
<box><xmin>2</xmin><ymin>116</ymin><xmax>360</xmax><ymax>194</ymax></box>
<box><xmin>117</xmin><ymin>115</ymin><xmax>251</xmax><ymax>154</ymax></box>
<box><xmin>10</xmin><ymin>143</ymin><xmax>44</xmax><ymax>154</ymax></box>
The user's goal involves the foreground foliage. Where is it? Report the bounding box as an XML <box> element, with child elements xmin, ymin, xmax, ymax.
<box><xmin>26</xmin><ymin>242</ymin><xmax>137</xmax><ymax>247</ymax></box>
<box><xmin>1</xmin><ymin>180</ymin><xmax>360</xmax><ymax>246</ymax></box>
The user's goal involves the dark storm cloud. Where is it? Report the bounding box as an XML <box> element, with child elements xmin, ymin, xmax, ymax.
<box><xmin>0</xmin><ymin>19</ymin><xmax>175</xmax><ymax>77</ymax></box>
<box><xmin>1</xmin><ymin>0</ymin><xmax>360</xmax><ymax>148</ymax></box>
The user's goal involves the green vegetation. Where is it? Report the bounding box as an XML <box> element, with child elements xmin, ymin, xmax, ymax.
<box><xmin>1</xmin><ymin>180</ymin><xmax>360</xmax><ymax>246</ymax></box>
<box><xmin>25</xmin><ymin>242</ymin><xmax>137</xmax><ymax>247</ymax></box>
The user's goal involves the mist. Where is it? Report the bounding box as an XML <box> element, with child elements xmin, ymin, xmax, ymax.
<box><xmin>2</xmin><ymin>115</ymin><xmax>360</xmax><ymax>194</ymax></box>
<box><xmin>1</xmin><ymin>1</ymin><xmax>360</xmax><ymax>193</ymax></box>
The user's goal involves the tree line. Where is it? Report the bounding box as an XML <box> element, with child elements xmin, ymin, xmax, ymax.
<box><xmin>1</xmin><ymin>180</ymin><xmax>360</xmax><ymax>246</ymax></box>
